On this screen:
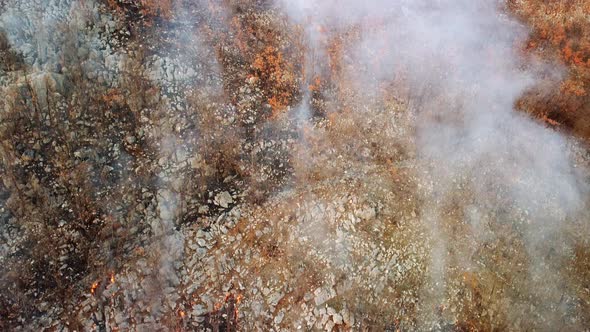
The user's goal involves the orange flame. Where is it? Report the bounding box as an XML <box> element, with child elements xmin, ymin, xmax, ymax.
<box><xmin>90</xmin><ymin>281</ymin><xmax>99</xmax><ymax>295</ymax></box>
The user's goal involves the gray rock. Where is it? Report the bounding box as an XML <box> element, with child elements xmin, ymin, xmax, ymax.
<box><xmin>274</xmin><ymin>311</ymin><xmax>285</xmax><ymax>325</ymax></box>
<box><xmin>324</xmin><ymin>320</ymin><xmax>335</xmax><ymax>331</ymax></box>
<box><xmin>313</xmin><ymin>287</ymin><xmax>336</xmax><ymax>306</ymax></box>
<box><xmin>342</xmin><ymin>308</ymin><xmax>354</xmax><ymax>326</ymax></box>
<box><xmin>214</xmin><ymin>191</ymin><xmax>233</xmax><ymax>208</ymax></box>
<box><xmin>267</xmin><ymin>292</ymin><xmax>284</xmax><ymax>307</ymax></box>
<box><xmin>357</xmin><ymin>206</ymin><xmax>376</xmax><ymax>221</ymax></box>
<box><xmin>332</xmin><ymin>313</ymin><xmax>343</xmax><ymax>325</ymax></box>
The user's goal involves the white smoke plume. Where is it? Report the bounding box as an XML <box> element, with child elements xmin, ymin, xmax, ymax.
<box><xmin>275</xmin><ymin>0</ymin><xmax>589</xmax><ymax>328</ymax></box>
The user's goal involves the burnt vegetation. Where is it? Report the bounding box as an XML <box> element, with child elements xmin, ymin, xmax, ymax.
<box><xmin>0</xmin><ymin>1</ymin><xmax>302</xmax><ymax>328</ymax></box>
<box><xmin>0</xmin><ymin>0</ymin><xmax>590</xmax><ymax>331</ymax></box>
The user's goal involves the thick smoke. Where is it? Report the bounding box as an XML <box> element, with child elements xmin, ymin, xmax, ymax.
<box><xmin>276</xmin><ymin>0</ymin><xmax>589</xmax><ymax>327</ymax></box>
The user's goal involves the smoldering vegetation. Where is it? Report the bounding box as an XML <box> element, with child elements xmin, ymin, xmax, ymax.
<box><xmin>0</xmin><ymin>0</ymin><xmax>589</xmax><ymax>331</ymax></box>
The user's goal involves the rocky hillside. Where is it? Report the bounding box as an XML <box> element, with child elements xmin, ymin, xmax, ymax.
<box><xmin>1</xmin><ymin>1</ymin><xmax>589</xmax><ymax>331</ymax></box>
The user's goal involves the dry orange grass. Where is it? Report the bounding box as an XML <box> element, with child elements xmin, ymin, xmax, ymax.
<box><xmin>252</xmin><ymin>46</ymin><xmax>299</xmax><ymax>116</ymax></box>
<box><xmin>510</xmin><ymin>0</ymin><xmax>590</xmax><ymax>139</ymax></box>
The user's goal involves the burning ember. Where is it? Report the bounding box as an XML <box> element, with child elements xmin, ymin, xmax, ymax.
<box><xmin>204</xmin><ymin>293</ymin><xmax>243</xmax><ymax>331</ymax></box>
<box><xmin>90</xmin><ymin>282</ymin><xmax>99</xmax><ymax>295</ymax></box>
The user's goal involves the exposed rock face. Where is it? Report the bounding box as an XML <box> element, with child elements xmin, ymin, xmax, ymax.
<box><xmin>1</xmin><ymin>1</ymin><xmax>590</xmax><ymax>332</ymax></box>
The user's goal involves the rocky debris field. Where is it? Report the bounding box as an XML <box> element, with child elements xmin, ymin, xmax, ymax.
<box><xmin>1</xmin><ymin>0</ymin><xmax>590</xmax><ymax>331</ymax></box>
